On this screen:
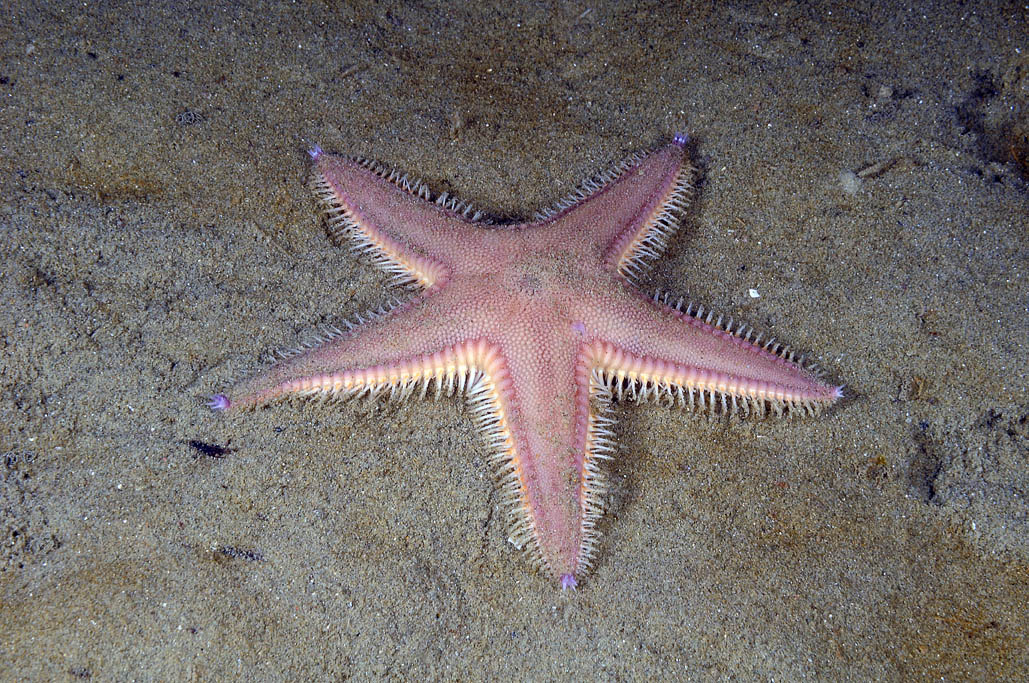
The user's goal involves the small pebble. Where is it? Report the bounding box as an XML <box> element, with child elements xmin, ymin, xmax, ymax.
<box><xmin>839</xmin><ymin>170</ymin><xmax>861</xmax><ymax>195</ymax></box>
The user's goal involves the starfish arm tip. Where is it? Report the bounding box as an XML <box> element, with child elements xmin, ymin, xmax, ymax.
<box><xmin>208</xmin><ymin>394</ymin><xmax>231</xmax><ymax>412</ymax></box>
<box><xmin>559</xmin><ymin>573</ymin><xmax>578</xmax><ymax>590</ymax></box>
<box><xmin>308</xmin><ymin>144</ymin><xmax>323</xmax><ymax>160</ymax></box>
<box><xmin>833</xmin><ymin>385</ymin><xmax>846</xmax><ymax>399</ymax></box>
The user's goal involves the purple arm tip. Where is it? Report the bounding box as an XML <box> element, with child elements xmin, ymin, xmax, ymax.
<box><xmin>208</xmin><ymin>394</ymin><xmax>231</xmax><ymax>412</ymax></box>
<box><xmin>673</xmin><ymin>132</ymin><xmax>689</xmax><ymax>147</ymax></box>
<box><xmin>559</xmin><ymin>573</ymin><xmax>578</xmax><ymax>590</ymax></box>
<box><xmin>308</xmin><ymin>144</ymin><xmax>323</xmax><ymax>160</ymax></box>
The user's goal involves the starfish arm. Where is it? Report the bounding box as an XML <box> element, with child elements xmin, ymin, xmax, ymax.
<box><xmin>311</xmin><ymin>149</ymin><xmax>505</xmax><ymax>291</ymax></box>
<box><xmin>579</xmin><ymin>289</ymin><xmax>842</xmax><ymax>416</ymax></box>
<box><xmin>484</xmin><ymin>337</ymin><xmax>661</xmax><ymax>587</ymax></box>
<box><xmin>541</xmin><ymin>136</ymin><xmax>697</xmax><ymax>281</ymax></box>
<box><xmin>476</xmin><ymin>337</ymin><xmax>601</xmax><ymax>586</ymax></box>
<box><xmin>214</xmin><ymin>297</ymin><xmax>488</xmax><ymax>411</ymax></box>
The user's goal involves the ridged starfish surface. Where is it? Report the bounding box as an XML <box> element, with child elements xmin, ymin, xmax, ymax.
<box><xmin>210</xmin><ymin>134</ymin><xmax>842</xmax><ymax>589</ymax></box>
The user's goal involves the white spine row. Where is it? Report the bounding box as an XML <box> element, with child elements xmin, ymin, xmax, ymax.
<box><xmin>310</xmin><ymin>170</ymin><xmax>440</xmax><ymax>290</ymax></box>
<box><xmin>532</xmin><ymin>152</ymin><xmax>647</xmax><ymax>222</ymax></box>
<box><xmin>616</xmin><ymin>162</ymin><xmax>698</xmax><ymax>283</ymax></box>
<box><xmin>575</xmin><ymin>372</ymin><xmax>617</xmax><ymax>576</ymax></box>
<box><xmin>585</xmin><ymin>342</ymin><xmax>826</xmax><ymax>419</ymax></box>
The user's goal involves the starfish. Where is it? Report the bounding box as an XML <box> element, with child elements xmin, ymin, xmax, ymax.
<box><xmin>209</xmin><ymin>134</ymin><xmax>842</xmax><ymax>590</ymax></box>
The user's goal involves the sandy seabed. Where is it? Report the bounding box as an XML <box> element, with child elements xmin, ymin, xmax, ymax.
<box><xmin>1</xmin><ymin>1</ymin><xmax>1026</xmax><ymax>679</ymax></box>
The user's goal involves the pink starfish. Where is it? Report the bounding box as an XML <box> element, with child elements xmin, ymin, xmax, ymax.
<box><xmin>210</xmin><ymin>134</ymin><xmax>842</xmax><ymax>589</ymax></box>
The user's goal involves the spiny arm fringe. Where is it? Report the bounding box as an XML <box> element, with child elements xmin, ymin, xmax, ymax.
<box><xmin>649</xmin><ymin>289</ymin><xmax>830</xmax><ymax>379</ymax></box>
<box><xmin>263</xmin><ymin>297</ymin><xmax>411</xmax><ymax>364</ymax></box>
<box><xmin>533</xmin><ymin>152</ymin><xmax>648</xmax><ymax>222</ymax></box>
<box><xmin>349</xmin><ymin>155</ymin><xmax>492</xmax><ymax>223</ymax></box>
<box><xmin>575</xmin><ymin>375</ymin><xmax>617</xmax><ymax>576</ymax></box>
<box><xmin>465</xmin><ymin>375</ymin><xmax>547</xmax><ymax>569</ymax></box>
<box><xmin>617</xmin><ymin>162</ymin><xmax>698</xmax><ymax>283</ymax></box>
<box><xmin>593</xmin><ymin>363</ymin><xmax>827</xmax><ymax>418</ymax></box>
